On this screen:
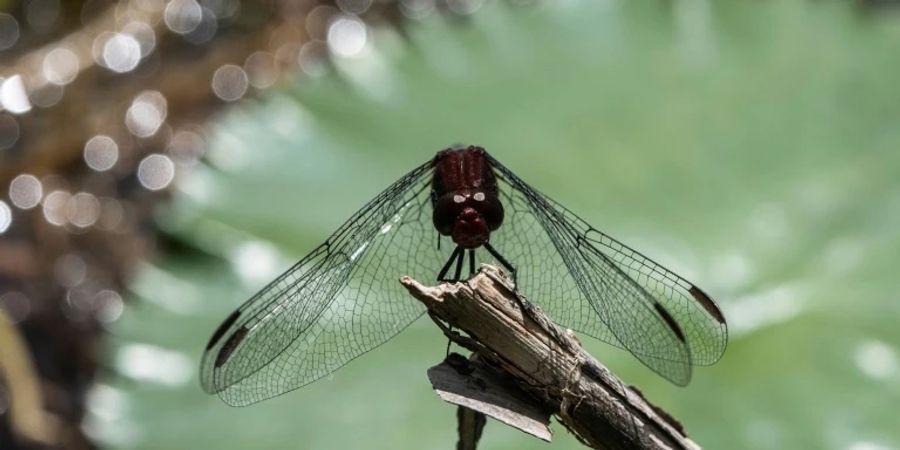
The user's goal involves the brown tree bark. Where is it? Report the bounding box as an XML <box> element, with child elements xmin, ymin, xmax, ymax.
<box><xmin>403</xmin><ymin>266</ymin><xmax>702</xmax><ymax>450</ymax></box>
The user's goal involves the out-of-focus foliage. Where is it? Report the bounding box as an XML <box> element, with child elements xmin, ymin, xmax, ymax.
<box><xmin>105</xmin><ymin>1</ymin><xmax>900</xmax><ymax>449</ymax></box>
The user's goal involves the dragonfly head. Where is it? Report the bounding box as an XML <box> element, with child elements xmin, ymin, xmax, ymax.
<box><xmin>452</xmin><ymin>207</ymin><xmax>489</xmax><ymax>248</ymax></box>
<box><xmin>433</xmin><ymin>189</ymin><xmax>504</xmax><ymax>249</ymax></box>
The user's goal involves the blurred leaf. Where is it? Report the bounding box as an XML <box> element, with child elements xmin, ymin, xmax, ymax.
<box><xmin>107</xmin><ymin>1</ymin><xmax>900</xmax><ymax>449</ymax></box>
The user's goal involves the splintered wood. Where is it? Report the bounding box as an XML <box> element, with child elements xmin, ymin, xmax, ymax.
<box><xmin>428</xmin><ymin>353</ymin><xmax>552</xmax><ymax>442</ymax></box>
<box><xmin>401</xmin><ymin>266</ymin><xmax>701</xmax><ymax>450</ymax></box>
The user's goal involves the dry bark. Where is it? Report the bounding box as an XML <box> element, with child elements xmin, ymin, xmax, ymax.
<box><xmin>401</xmin><ymin>266</ymin><xmax>702</xmax><ymax>450</ymax></box>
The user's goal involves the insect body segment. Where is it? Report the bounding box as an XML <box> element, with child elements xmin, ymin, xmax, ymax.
<box><xmin>431</xmin><ymin>148</ymin><xmax>504</xmax><ymax>249</ymax></box>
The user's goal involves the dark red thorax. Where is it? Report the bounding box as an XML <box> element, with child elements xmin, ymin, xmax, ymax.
<box><xmin>431</xmin><ymin>146</ymin><xmax>504</xmax><ymax>248</ymax></box>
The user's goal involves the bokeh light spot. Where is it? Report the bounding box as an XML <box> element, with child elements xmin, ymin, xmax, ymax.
<box><xmin>244</xmin><ymin>51</ymin><xmax>277</xmax><ymax>89</ymax></box>
<box><xmin>0</xmin><ymin>114</ymin><xmax>20</xmax><ymax>149</ymax></box>
<box><xmin>0</xmin><ymin>13</ymin><xmax>19</xmax><ymax>51</ymax></box>
<box><xmin>211</xmin><ymin>65</ymin><xmax>248</xmax><ymax>102</ymax></box>
<box><xmin>327</xmin><ymin>16</ymin><xmax>367</xmax><ymax>58</ymax></box>
<box><xmin>164</xmin><ymin>0</ymin><xmax>203</xmax><ymax>35</ymax></box>
<box><xmin>98</xmin><ymin>197</ymin><xmax>125</xmax><ymax>231</ymax></box>
<box><xmin>54</xmin><ymin>253</ymin><xmax>87</xmax><ymax>288</ymax></box>
<box><xmin>230</xmin><ymin>241</ymin><xmax>280</xmax><ymax>285</ymax></box>
<box><xmin>68</xmin><ymin>192</ymin><xmax>102</xmax><ymax>228</ymax></box>
<box><xmin>9</xmin><ymin>174</ymin><xmax>43</xmax><ymax>209</ymax></box>
<box><xmin>0</xmin><ymin>201</ymin><xmax>11</xmax><ymax>234</ymax></box>
<box><xmin>126</xmin><ymin>91</ymin><xmax>167</xmax><ymax>138</ymax></box>
<box><xmin>28</xmin><ymin>81</ymin><xmax>63</xmax><ymax>108</ymax></box>
<box><xmin>42</xmin><ymin>190</ymin><xmax>72</xmax><ymax>226</ymax></box>
<box><xmin>84</xmin><ymin>135</ymin><xmax>119</xmax><ymax>171</ymax></box>
<box><xmin>103</xmin><ymin>33</ymin><xmax>142</xmax><ymax>73</ymax></box>
<box><xmin>0</xmin><ymin>75</ymin><xmax>32</xmax><ymax>114</ymax></box>
<box><xmin>94</xmin><ymin>290</ymin><xmax>124</xmax><ymax>323</ymax></box>
<box><xmin>183</xmin><ymin>7</ymin><xmax>218</xmax><ymax>45</ymax></box>
<box><xmin>122</xmin><ymin>21</ymin><xmax>156</xmax><ymax>57</ymax></box>
<box><xmin>854</xmin><ymin>340</ymin><xmax>898</xmax><ymax>381</ymax></box>
<box><xmin>137</xmin><ymin>154</ymin><xmax>175</xmax><ymax>190</ymax></box>
<box><xmin>167</xmin><ymin>129</ymin><xmax>206</xmax><ymax>165</ymax></box>
<box><xmin>115</xmin><ymin>343</ymin><xmax>192</xmax><ymax>386</ymax></box>
<box><xmin>298</xmin><ymin>41</ymin><xmax>329</xmax><ymax>78</ymax></box>
<box><xmin>42</xmin><ymin>47</ymin><xmax>80</xmax><ymax>85</ymax></box>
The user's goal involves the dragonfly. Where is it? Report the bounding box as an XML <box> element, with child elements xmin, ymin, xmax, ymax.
<box><xmin>200</xmin><ymin>146</ymin><xmax>727</xmax><ymax>406</ymax></box>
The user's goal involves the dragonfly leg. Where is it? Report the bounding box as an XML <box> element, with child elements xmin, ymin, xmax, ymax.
<box><xmin>438</xmin><ymin>246</ymin><xmax>462</xmax><ymax>282</ymax></box>
<box><xmin>484</xmin><ymin>242</ymin><xmax>538</xmax><ymax>320</ymax></box>
<box><xmin>483</xmin><ymin>242</ymin><xmax>517</xmax><ymax>286</ymax></box>
<box><xmin>453</xmin><ymin>246</ymin><xmax>465</xmax><ymax>281</ymax></box>
<box><xmin>468</xmin><ymin>249</ymin><xmax>476</xmax><ymax>276</ymax></box>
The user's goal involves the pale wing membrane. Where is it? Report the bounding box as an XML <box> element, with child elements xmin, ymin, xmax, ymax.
<box><xmin>583</xmin><ymin>229</ymin><xmax>727</xmax><ymax>365</ymax></box>
<box><xmin>491</xmin><ymin>180</ymin><xmax>690</xmax><ymax>384</ymax></box>
<box><xmin>488</xmin><ymin>187</ymin><xmax>622</xmax><ymax>347</ymax></box>
<box><xmin>200</xmin><ymin>162</ymin><xmax>443</xmax><ymax>406</ymax></box>
<box><xmin>489</xmin><ymin>156</ymin><xmax>726</xmax><ymax>384</ymax></box>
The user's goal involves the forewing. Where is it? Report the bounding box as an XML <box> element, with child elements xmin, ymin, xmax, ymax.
<box><xmin>582</xmin><ymin>228</ymin><xmax>727</xmax><ymax>366</ymax></box>
<box><xmin>488</xmin><ymin>187</ymin><xmax>622</xmax><ymax>347</ymax></box>
<box><xmin>200</xmin><ymin>161</ymin><xmax>444</xmax><ymax>406</ymax></box>
<box><xmin>488</xmin><ymin>156</ymin><xmax>727</xmax><ymax>385</ymax></box>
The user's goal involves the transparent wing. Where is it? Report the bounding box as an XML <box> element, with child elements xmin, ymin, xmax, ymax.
<box><xmin>487</xmin><ymin>156</ymin><xmax>727</xmax><ymax>385</ymax></box>
<box><xmin>200</xmin><ymin>160</ymin><xmax>446</xmax><ymax>406</ymax></box>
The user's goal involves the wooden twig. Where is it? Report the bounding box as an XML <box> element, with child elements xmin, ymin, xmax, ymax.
<box><xmin>429</xmin><ymin>353</ymin><xmax>553</xmax><ymax>445</ymax></box>
<box><xmin>401</xmin><ymin>266</ymin><xmax>701</xmax><ymax>450</ymax></box>
<box><xmin>456</xmin><ymin>405</ymin><xmax>487</xmax><ymax>450</ymax></box>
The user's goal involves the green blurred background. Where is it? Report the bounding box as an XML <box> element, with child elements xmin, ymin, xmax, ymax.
<box><xmin>3</xmin><ymin>0</ymin><xmax>900</xmax><ymax>449</ymax></box>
